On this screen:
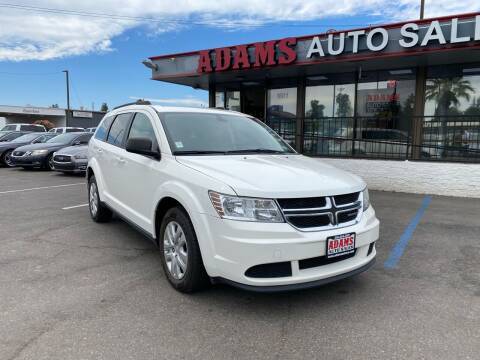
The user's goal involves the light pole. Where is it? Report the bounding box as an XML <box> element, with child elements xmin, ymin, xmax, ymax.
<box><xmin>420</xmin><ymin>0</ymin><xmax>425</xmax><ymax>20</ymax></box>
<box><xmin>62</xmin><ymin>70</ymin><xmax>71</xmax><ymax>127</ymax></box>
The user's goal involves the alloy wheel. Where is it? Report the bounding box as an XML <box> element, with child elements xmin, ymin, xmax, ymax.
<box><xmin>4</xmin><ymin>150</ymin><xmax>14</xmax><ymax>167</ymax></box>
<box><xmin>48</xmin><ymin>155</ymin><xmax>54</xmax><ymax>170</ymax></box>
<box><xmin>89</xmin><ymin>182</ymin><xmax>98</xmax><ymax>217</ymax></box>
<box><xmin>163</xmin><ymin>221</ymin><xmax>188</xmax><ymax>280</ymax></box>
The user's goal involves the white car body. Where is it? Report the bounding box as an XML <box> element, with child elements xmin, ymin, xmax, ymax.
<box><xmin>1</xmin><ymin>123</ymin><xmax>46</xmax><ymax>132</ymax></box>
<box><xmin>88</xmin><ymin>105</ymin><xmax>379</xmax><ymax>291</ymax></box>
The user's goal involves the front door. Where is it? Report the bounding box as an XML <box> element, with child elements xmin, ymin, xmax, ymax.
<box><xmin>242</xmin><ymin>87</ymin><xmax>265</xmax><ymax>120</ymax></box>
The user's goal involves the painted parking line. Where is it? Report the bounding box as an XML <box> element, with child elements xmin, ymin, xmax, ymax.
<box><xmin>0</xmin><ymin>183</ymin><xmax>85</xmax><ymax>195</ymax></box>
<box><xmin>62</xmin><ymin>203</ymin><xmax>89</xmax><ymax>210</ymax></box>
<box><xmin>62</xmin><ymin>203</ymin><xmax>88</xmax><ymax>210</ymax></box>
<box><xmin>384</xmin><ymin>195</ymin><xmax>432</xmax><ymax>269</ymax></box>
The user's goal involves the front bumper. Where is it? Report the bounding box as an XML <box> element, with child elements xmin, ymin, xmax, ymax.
<box><xmin>196</xmin><ymin>206</ymin><xmax>379</xmax><ymax>289</ymax></box>
<box><xmin>11</xmin><ymin>155</ymin><xmax>47</xmax><ymax>167</ymax></box>
<box><xmin>53</xmin><ymin>159</ymin><xmax>87</xmax><ymax>172</ymax></box>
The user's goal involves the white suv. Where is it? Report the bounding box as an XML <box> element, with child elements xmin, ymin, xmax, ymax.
<box><xmin>87</xmin><ymin>105</ymin><xmax>379</xmax><ymax>292</ymax></box>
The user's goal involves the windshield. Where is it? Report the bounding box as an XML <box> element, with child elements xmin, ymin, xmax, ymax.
<box><xmin>0</xmin><ymin>132</ymin><xmax>23</xmax><ymax>141</ymax></box>
<box><xmin>46</xmin><ymin>133</ymin><xmax>79</xmax><ymax>144</ymax></box>
<box><xmin>160</xmin><ymin>112</ymin><xmax>296</xmax><ymax>155</ymax></box>
<box><xmin>11</xmin><ymin>133</ymin><xmax>41</xmax><ymax>143</ymax></box>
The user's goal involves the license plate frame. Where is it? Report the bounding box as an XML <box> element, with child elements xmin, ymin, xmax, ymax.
<box><xmin>326</xmin><ymin>233</ymin><xmax>356</xmax><ymax>259</ymax></box>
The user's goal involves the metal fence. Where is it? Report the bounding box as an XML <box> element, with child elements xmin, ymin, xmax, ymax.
<box><xmin>278</xmin><ymin>115</ymin><xmax>480</xmax><ymax>162</ymax></box>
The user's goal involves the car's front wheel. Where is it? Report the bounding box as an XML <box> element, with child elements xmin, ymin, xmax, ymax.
<box><xmin>159</xmin><ymin>207</ymin><xmax>209</xmax><ymax>293</ymax></box>
<box><xmin>88</xmin><ymin>175</ymin><xmax>112</xmax><ymax>222</ymax></box>
<box><xmin>44</xmin><ymin>153</ymin><xmax>54</xmax><ymax>170</ymax></box>
<box><xmin>2</xmin><ymin>150</ymin><xmax>15</xmax><ymax>167</ymax></box>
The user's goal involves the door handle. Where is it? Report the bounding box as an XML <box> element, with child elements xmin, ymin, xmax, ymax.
<box><xmin>96</xmin><ymin>147</ymin><xmax>103</xmax><ymax>153</ymax></box>
<box><xmin>117</xmin><ymin>157</ymin><xmax>126</xmax><ymax>164</ymax></box>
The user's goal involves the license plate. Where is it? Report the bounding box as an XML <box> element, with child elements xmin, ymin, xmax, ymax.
<box><xmin>326</xmin><ymin>233</ymin><xmax>355</xmax><ymax>259</ymax></box>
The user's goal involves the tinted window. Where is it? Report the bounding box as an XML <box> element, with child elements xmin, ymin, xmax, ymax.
<box><xmin>33</xmin><ymin>134</ymin><xmax>56</xmax><ymax>143</ymax></box>
<box><xmin>107</xmin><ymin>113</ymin><xmax>131</xmax><ymax>147</ymax></box>
<box><xmin>74</xmin><ymin>133</ymin><xmax>93</xmax><ymax>144</ymax></box>
<box><xmin>1</xmin><ymin>132</ymin><xmax>24</xmax><ymax>141</ymax></box>
<box><xmin>66</xmin><ymin>128</ymin><xmax>84</xmax><ymax>133</ymax></box>
<box><xmin>2</xmin><ymin>125</ymin><xmax>17</xmax><ymax>131</ymax></box>
<box><xmin>95</xmin><ymin>116</ymin><xmax>114</xmax><ymax>141</ymax></box>
<box><xmin>21</xmin><ymin>125</ymin><xmax>43</xmax><ymax>132</ymax></box>
<box><xmin>127</xmin><ymin>113</ymin><xmax>158</xmax><ymax>151</ymax></box>
<box><xmin>11</xmin><ymin>133</ymin><xmax>42</xmax><ymax>143</ymax></box>
<box><xmin>47</xmin><ymin>133</ymin><xmax>81</xmax><ymax>144</ymax></box>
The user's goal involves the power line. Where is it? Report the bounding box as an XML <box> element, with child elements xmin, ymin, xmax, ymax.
<box><xmin>0</xmin><ymin>2</ymin><xmax>371</xmax><ymax>28</ymax></box>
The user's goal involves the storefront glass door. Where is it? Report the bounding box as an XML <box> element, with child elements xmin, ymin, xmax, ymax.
<box><xmin>242</xmin><ymin>87</ymin><xmax>265</xmax><ymax>120</ymax></box>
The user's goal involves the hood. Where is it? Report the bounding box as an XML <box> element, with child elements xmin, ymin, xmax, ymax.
<box><xmin>55</xmin><ymin>145</ymin><xmax>88</xmax><ymax>156</ymax></box>
<box><xmin>176</xmin><ymin>154</ymin><xmax>365</xmax><ymax>198</ymax></box>
<box><xmin>14</xmin><ymin>142</ymin><xmax>68</xmax><ymax>152</ymax></box>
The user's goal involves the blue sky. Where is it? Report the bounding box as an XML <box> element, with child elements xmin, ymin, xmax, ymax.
<box><xmin>0</xmin><ymin>0</ymin><xmax>478</xmax><ymax>111</ymax></box>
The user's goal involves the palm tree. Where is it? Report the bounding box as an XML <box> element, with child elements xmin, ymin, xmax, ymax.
<box><xmin>425</xmin><ymin>77</ymin><xmax>474</xmax><ymax>143</ymax></box>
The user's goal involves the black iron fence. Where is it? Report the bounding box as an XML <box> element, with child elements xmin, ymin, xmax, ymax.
<box><xmin>268</xmin><ymin>115</ymin><xmax>480</xmax><ymax>162</ymax></box>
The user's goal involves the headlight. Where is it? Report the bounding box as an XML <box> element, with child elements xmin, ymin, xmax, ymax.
<box><xmin>362</xmin><ymin>188</ymin><xmax>370</xmax><ymax>211</ymax></box>
<box><xmin>209</xmin><ymin>191</ymin><xmax>284</xmax><ymax>222</ymax></box>
<box><xmin>31</xmin><ymin>149</ymin><xmax>48</xmax><ymax>155</ymax></box>
<box><xmin>73</xmin><ymin>154</ymin><xmax>87</xmax><ymax>159</ymax></box>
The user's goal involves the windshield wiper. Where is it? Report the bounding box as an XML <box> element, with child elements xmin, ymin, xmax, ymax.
<box><xmin>173</xmin><ymin>150</ymin><xmax>228</xmax><ymax>155</ymax></box>
<box><xmin>224</xmin><ymin>149</ymin><xmax>287</xmax><ymax>154</ymax></box>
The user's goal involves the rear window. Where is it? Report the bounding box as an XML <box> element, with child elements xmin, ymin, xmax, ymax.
<box><xmin>21</xmin><ymin>125</ymin><xmax>44</xmax><ymax>132</ymax></box>
<box><xmin>94</xmin><ymin>116</ymin><xmax>114</xmax><ymax>141</ymax></box>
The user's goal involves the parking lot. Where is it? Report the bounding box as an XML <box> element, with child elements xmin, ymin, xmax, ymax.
<box><xmin>0</xmin><ymin>167</ymin><xmax>479</xmax><ymax>360</ymax></box>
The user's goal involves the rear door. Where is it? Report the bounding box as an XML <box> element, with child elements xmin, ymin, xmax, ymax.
<box><xmin>100</xmin><ymin>113</ymin><xmax>133</xmax><ymax>213</ymax></box>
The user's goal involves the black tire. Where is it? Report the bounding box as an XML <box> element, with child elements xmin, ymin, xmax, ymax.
<box><xmin>159</xmin><ymin>207</ymin><xmax>209</xmax><ymax>293</ymax></box>
<box><xmin>88</xmin><ymin>175</ymin><xmax>112</xmax><ymax>223</ymax></box>
<box><xmin>1</xmin><ymin>150</ymin><xmax>14</xmax><ymax>167</ymax></box>
<box><xmin>44</xmin><ymin>153</ymin><xmax>55</xmax><ymax>170</ymax></box>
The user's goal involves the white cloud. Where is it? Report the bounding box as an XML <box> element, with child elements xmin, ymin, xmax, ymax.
<box><xmin>0</xmin><ymin>0</ymin><xmax>479</xmax><ymax>61</ymax></box>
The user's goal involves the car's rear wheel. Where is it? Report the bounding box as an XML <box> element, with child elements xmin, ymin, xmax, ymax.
<box><xmin>2</xmin><ymin>150</ymin><xmax>14</xmax><ymax>167</ymax></box>
<box><xmin>88</xmin><ymin>175</ymin><xmax>112</xmax><ymax>222</ymax></box>
<box><xmin>159</xmin><ymin>207</ymin><xmax>209</xmax><ymax>293</ymax></box>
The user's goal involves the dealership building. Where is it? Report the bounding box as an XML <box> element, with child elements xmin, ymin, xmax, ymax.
<box><xmin>0</xmin><ymin>105</ymin><xmax>104</xmax><ymax>130</ymax></box>
<box><xmin>145</xmin><ymin>12</ymin><xmax>480</xmax><ymax>197</ymax></box>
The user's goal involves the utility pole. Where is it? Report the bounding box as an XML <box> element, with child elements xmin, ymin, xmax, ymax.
<box><xmin>62</xmin><ymin>70</ymin><xmax>71</xmax><ymax>127</ymax></box>
<box><xmin>420</xmin><ymin>0</ymin><xmax>425</xmax><ymax>19</ymax></box>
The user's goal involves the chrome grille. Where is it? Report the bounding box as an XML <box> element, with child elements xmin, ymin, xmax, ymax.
<box><xmin>277</xmin><ymin>192</ymin><xmax>362</xmax><ymax>231</ymax></box>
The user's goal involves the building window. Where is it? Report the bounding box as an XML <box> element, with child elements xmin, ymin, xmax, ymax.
<box><xmin>354</xmin><ymin>70</ymin><xmax>415</xmax><ymax>159</ymax></box>
<box><xmin>423</xmin><ymin>64</ymin><xmax>480</xmax><ymax>161</ymax></box>
<box><xmin>304</xmin><ymin>79</ymin><xmax>355</xmax><ymax>156</ymax></box>
<box><xmin>226</xmin><ymin>91</ymin><xmax>241</xmax><ymax>111</ymax></box>
<box><xmin>266</xmin><ymin>87</ymin><xmax>297</xmax><ymax>147</ymax></box>
<box><xmin>303</xmin><ymin>69</ymin><xmax>416</xmax><ymax>159</ymax></box>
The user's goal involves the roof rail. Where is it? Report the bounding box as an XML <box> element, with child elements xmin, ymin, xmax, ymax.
<box><xmin>113</xmin><ymin>99</ymin><xmax>152</xmax><ymax>110</ymax></box>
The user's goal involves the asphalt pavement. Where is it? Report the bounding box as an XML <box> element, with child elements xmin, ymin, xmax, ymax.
<box><xmin>0</xmin><ymin>167</ymin><xmax>479</xmax><ymax>360</ymax></box>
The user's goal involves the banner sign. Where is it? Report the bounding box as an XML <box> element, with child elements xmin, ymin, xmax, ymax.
<box><xmin>148</xmin><ymin>14</ymin><xmax>480</xmax><ymax>77</ymax></box>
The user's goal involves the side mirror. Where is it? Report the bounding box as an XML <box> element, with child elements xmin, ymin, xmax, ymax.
<box><xmin>126</xmin><ymin>137</ymin><xmax>160</xmax><ymax>160</ymax></box>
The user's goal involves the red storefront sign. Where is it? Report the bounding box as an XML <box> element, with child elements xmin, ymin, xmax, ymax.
<box><xmin>197</xmin><ymin>38</ymin><xmax>297</xmax><ymax>73</ymax></box>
